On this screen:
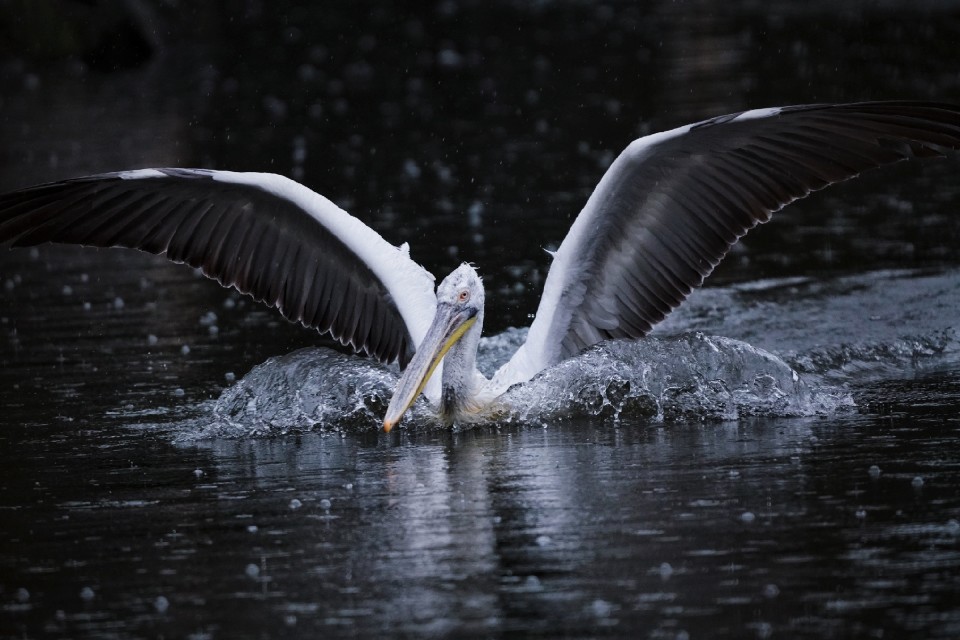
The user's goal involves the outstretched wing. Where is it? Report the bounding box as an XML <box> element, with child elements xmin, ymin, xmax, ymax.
<box><xmin>495</xmin><ymin>101</ymin><xmax>960</xmax><ymax>390</ymax></box>
<box><xmin>0</xmin><ymin>168</ymin><xmax>436</xmax><ymax>366</ymax></box>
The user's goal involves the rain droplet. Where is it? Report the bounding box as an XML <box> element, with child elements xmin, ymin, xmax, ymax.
<box><xmin>437</xmin><ymin>48</ymin><xmax>463</xmax><ymax>68</ymax></box>
<box><xmin>467</xmin><ymin>201</ymin><xmax>484</xmax><ymax>228</ymax></box>
<box><xmin>403</xmin><ymin>158</ymin><xmax>421</xmax><ymax>179</ymax></box>
<box><xmin>289</xmin><ymin>498</ymin><xmax>302</xmax><ymax>510</ymax></box>
<box><xmin>659</xmin><ymin>562</ymin><xmax>673</xmax><ymax>580</ymax></box>
<box><xmin>319</xmin><ymin>498</ymin><xmax>332</xmax><ymax>511</ymax></box>
<box><xmin>590</xmin><ymin>598</ymin><xmax>614</xmax><ymax>618</ymax></box>
<box><xmin>79</xmin><ymin>586</ymin><xmax>95</xmax><ymax>601</ymax></box>
<box><xmin>173</xmin><ymin>388</ymin><xmax>185</xmax><ymax>398</ymax></box>
<box><xmin>193</xmin><ymin>469</ymin><xmax>204</xmax><ymax>478</ymax></box>
<box><xmin>154</xmin><ymin>595</ymin><xmax>169</xmax><ymax>613</ymax></box>
<box><xmin>181</xmin><ymin>344</ymin><xmax>191</xmax><ymax>356</ymax></box>
<box><xmin>741</xmin><ymin>511</ymin><xmax>756</xmax><ymax>523</ymax></box>
<box><xmin>113</xmin><ymin>297</ymin><xmax>125</xmax><ymax>310</ymax></box>
<box><xmin>224</xmin><ymin>372</ymin><xmax>236</xmax><ymax>383</ymax></box>
<box><xmin>147</xmin><ymin>334</ymin><xmax>158</xmax><ymax>346</ymax></box>
<box><xmin>868</xmin><ymin>465</ymin><xmax>881</xmax><ymax>479</ymax></box>
<box><xmin>245</xmin><ymin>563</ymin><xmax>260</xmax><ymax>578</ymax></box>
<box><xmin>912</xmin><ymin>476</ymin><xmax>924</xmax><ymax>489</ymax></box>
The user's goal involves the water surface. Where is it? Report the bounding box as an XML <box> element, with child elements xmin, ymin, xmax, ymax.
<box><xmin>2</xmin><ymin>2</ymin><xmax>960</xmax><ymax>638</ymax></box>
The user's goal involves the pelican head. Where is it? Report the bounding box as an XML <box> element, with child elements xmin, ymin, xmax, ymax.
<box><xmin>383</xmin><ymin>263</ymin><xmax>485</xmax><ymax>432</ymax></box>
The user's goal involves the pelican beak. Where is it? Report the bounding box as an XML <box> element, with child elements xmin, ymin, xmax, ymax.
<box><xmin>382</xmin><ymin>303</ymin><xmax>477</xmax><ymax>432</ymax></box>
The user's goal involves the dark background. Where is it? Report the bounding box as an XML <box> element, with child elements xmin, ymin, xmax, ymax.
<box><xmin>3</xmin><ymin>0</ymin><xmax>960</xmax><ymax>336</ymax></box>
<box><xmin>2</xmin><ymin>2</ymin><xmax>960</xmax><ymax>639</ymax></box>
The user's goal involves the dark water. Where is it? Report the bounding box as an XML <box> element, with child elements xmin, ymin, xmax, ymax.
<box><xmin>3</xmin><ymin>2</ymin><xmax>960</xmax><ymax>638</ymax></box>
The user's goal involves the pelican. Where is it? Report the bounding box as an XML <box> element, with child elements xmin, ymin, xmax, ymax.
<box><xmin>1</xmin><ymin>102</ymin><xmax>959</xmax><ymax>431</ymax></box>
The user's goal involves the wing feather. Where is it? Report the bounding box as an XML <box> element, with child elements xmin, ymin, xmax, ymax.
<box><xmin>494</xmin><ymin>101</ymin><xmax>960</xmax><ymax>391</ymax></box>
<box><xmin>0</xmin><ymin>169</ymin><xmax>436</xmax><ymax>367</ymax></box>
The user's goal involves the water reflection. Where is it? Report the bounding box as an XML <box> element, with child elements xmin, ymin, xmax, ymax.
<box><xmin>4</xmin><ymin>363</ymin><xmax>960</xmax><ymax>637</ymax></box>
<box><xmin>148</xmin><ymin>412</ymin><xmax>960</xmax><ymax>637</ymax></box>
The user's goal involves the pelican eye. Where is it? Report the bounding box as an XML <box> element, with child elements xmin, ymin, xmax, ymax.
<box><xmin>457</xmin><ymin>289</ymin><xmax>470</xmax><ymax>303</ymax></box>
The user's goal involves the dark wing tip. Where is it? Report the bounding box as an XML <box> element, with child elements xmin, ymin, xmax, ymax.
<box><xmin>0</xmin><ymin>169</ymin><xmax>416</xmax><ymax>365</ymax></box>
<box><xmin>558</xmin><ymin>100</ymin><xmax>960</xmax><ymax>358</ymax></box>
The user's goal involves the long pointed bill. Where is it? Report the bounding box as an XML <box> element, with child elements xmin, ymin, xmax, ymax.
<box><xmin>382</xmin><ymin>303</ymin><xmax>477</xmax><ymax>432</ymax></box>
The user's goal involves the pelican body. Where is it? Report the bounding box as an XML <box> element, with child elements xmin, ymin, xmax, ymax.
<box><xmin>1</xmin><ymin>102</ymin><xmax>959</xmax><ymax>430</ymax></box>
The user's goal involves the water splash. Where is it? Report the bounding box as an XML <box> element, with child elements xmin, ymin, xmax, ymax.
<box><xmin>500</xmin><ymin>333</ymin><xmax>852</xmax><ymax>425</ymax></box>
<box><xmin>204</xmin><ymin>348</ymin><xmax>399</xmax><ymax>437</ymax></box>
<box><xmin>190</xmin><ymin>332</ymin><xmax>855</xmax><ymax>438</ymax></box>
<box><xmin>786</xmin><ymin>328</ymin><xmax>960</xmax><ymax>381</ymax></box>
